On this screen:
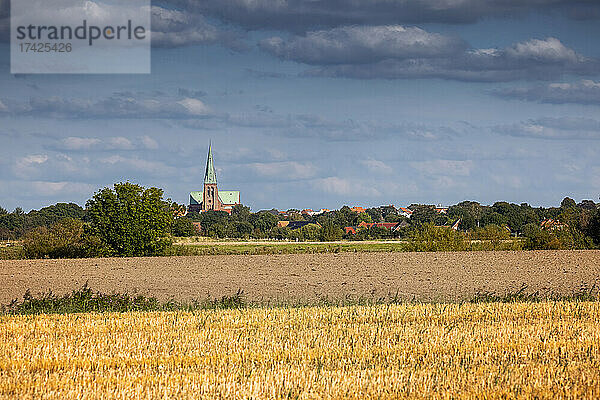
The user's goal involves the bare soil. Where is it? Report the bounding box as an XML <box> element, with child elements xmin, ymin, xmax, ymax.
<box><xmin>1</xmin><ymin>250</ymin><xmax>599</xmax><ymax>304</ymax></box>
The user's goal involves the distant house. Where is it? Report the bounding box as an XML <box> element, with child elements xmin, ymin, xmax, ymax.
<box><xmin>398</xmin><ymin>207</ymin><xmax>413</xmax><ymax>218</ymax></box>
<box><xmin>344</xmin><ymin>226</ymin><xmax>357</xmax><ymax>234</ymax></box>
<box><xmin>435</xmin><ymin>206</ymin><xmax>448</xmax><ymax>214</ymax></box>
<box><xmin>434</xmin><ymin>219</ymin><xmax>461</xmax><ymax>231</ymax></box>
<box><xmin>351</xmin><ymin>206</ymin><xmax>367</xmax><ymax>214</ymax></box>
<box><xmin>192</xmin><ymin>222</ymin><xmax>202</xmax><ymax>233</ymax></box>
<box><xmin>451</xmin><ymin>219</ymin><xmax>461</xmax><ymax>231</ymax></box>
<box><xmin>171</xmin><ymin>203</ymin><xmax>188</xmax><ymax>218</ymax></box>
<box><xmin>301</xmin><ymin>208</ymin><xmax>329</xmax><ymax>216</ymax></box>
<box><xmin>541</xmin><ymin>219</ymin><xmax>568</xmax><ymax>231</ymax></box>
<box><xmin>358</xmin><ymin>221</ymin><xmax>398</xmax><ymax>230</ymax></box>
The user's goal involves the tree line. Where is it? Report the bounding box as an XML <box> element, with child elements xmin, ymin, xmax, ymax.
<box><xmin>1</xmin><ymin>182</ymin><xmax>600</xmax><ymax>258</ymax></box>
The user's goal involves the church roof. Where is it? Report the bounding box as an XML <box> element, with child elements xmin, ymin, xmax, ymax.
<box><xmin>190</xmin><ymin>191</ymin><xmax>240</xmax><ymax>206</ymax></box>
<box><xmin>204</xmin><ymin>143</ymin><xmax>217</xmax><ymax>184</ymax></box>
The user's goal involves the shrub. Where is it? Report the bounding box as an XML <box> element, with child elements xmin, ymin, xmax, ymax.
<box><xmin>406</xmin><ymin>224</ymin><xmax>469</xmax><ymax>252</ymax></box>
<box><xmin>470</xmin><ymin>224</ymin><xmax>510</xmax><ymax>241</ymax></box>
<box><xmin>22</xmin><ymin>218</ymin><xmax>102</xmax><ymax>259</ymax></box>
<box><xmin>520</xmin><ymin>223</ymin><xmax>593</xmax><ymax>250</ymax></box>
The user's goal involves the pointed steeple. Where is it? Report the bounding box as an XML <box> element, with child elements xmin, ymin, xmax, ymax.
<box><xmin>204</xmin><ymin>141</ymin><xmax>217</xmax><ymax>184</ymax></box>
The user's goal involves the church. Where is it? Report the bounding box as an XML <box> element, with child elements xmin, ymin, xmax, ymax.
<box><xmin>189</xmin><ymin>144</ymin><xmax>241</xmax><ymax>213</ymax></box>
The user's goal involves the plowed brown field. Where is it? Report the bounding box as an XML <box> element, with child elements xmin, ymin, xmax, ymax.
<box><xmin>1</xmin><ymin>250</ymin><xmax>599</xmax><ymax>304</ymax></box>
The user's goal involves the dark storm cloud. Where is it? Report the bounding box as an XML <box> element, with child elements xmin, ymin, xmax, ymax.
<box><xmin>493</xmin><ymin>80</ymin><xmax>600</xmax><ymax>105</ymax></box>
<box><xmin>297</xmin><ymin>37</ymin><xmax>600</xmax><ymax>82</ymax></box>
<box><xmin>166</xmin><ymin>0</ymin><xmax>600</xmax><ymax>31</ymax></box>
<box><xmin>494</xmin><ymin>117</ymin><xmax>600</xmax><ymax>139</ymax></box>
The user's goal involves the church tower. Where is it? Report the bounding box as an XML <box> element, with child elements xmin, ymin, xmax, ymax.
<box><xmin>189</xmin><ymin>142</ymin><xmax>240</xmax><ymax>213</ymax></box>
<box><xmin>202</xmin><ymin>143</ymin><xmax>221</xmax><ymax>211</ymax></box>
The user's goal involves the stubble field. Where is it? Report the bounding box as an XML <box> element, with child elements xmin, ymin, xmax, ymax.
<box><xmin>2</xmin><ymin>302</ymin><xmax>600</xmax><ymax>398</ymax></box>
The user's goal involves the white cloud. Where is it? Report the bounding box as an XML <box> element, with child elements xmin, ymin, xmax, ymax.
<box><xmin>141</xmin><ymin>135</ymin><xmax>159</xmax><ymax>150</ymax></box>
<box><xmin>1</xmin><ymin>92</ymin><xmax>218</xmax><ymax>119</ymax></box>
<box><xmin>312</xmin><ymin>177</ymin><xmax>381</xmax><ymax>197</ymax></box>
<box><xmin>360</xmin><ymin>159</ymin><xmax>393</xmax><ymax>174</ymax></box>
<box><xmin>410</xmin><ymin>160</ymin><xmax>473</xmax><ymax>176</ymax></box>
<box><xmin>30</xmin><ymin>181</ymin><xmax>95</xmax><ymax>197</ymax></box>
<box><xmin>506</xmin><ymin>37</ymin><xmax>579</xmax><ymax>63</ymax></box>
<box><xmin>250</xmin><ymin>161</ymin><xmax>317</xmax><ymax>180</ymax></box>
<box><xmin>301</xmin><ymin>37</ymin><xmax>599</xmax><ymax>82</ymax></box>
<box><xmin>260</xmin><ymin>25</ymin><xmax>465</xmax><ymax>65</ymax></box>
<box><xmin>57</xmin><ymin>136</ymin><xmax>160</xmax><ymax>152</ymax></box>
<box><xmin>14</xmin><ymin>154</ymin><xmax>49</xmax><ymax>179</ymax></box>
<box><xmin>493</xmin><ymin>79</ymin><xmax>600</xmax><ymax>105</ymax></box>
<box><xmin>62</xmin><ymin>137</ymin><xmax>101</xmax><ymax>150</ymax></box>
<box><xmin>107</xmin><ymin>137</ymin><xmax>135</xmax><ymax>150</ymax></box>
<box><xmin>494</xmin><ymin>117</ymin><xmax>600</xmax><ymax>140</ymax></box>
<box><xmin>99</xmin><ymin>155</ymin><xmax>177</xmax><ymax>176</ymax></box>
<box><xmin>150</xmin><ymin>6</ymin><xmax>246</xmax><ymax>50</ymax></box>
<box><xmin>177</xmin><ymin>98</ymin><xmax>212</xmax><ymax>116</ymax></box>
<box><xmin>491</xmin><ymin>175</ymin><xmax>525</xmax><ymax>189</ymax></box>
<box><xmin>19</xmin><ymin>154</ymin><xmax>48</xmax><ymax>165</ymax></box>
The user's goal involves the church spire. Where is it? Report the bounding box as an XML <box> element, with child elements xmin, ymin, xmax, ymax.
<box><xmin>204</xmin><ymin>141</ymin><xmax>217</xmax><ymax>184</ymax></box>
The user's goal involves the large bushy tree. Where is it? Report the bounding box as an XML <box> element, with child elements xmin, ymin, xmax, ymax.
<box><xmin>86</xmin><ymin>182</ymin><xmax>173</xmax><ymax>256</ymax></box>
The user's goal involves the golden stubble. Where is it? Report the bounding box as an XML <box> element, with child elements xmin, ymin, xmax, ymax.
<box><xmin>1</xmin><ymin>302</ymin><xmax>600</xmax><ymax>399</ymax></box>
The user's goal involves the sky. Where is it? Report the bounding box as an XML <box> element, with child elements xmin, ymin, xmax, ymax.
<box><xmin>1</xmin><ymin>0</ymin><xmax>600</xmax><ymax>211</ymax></box>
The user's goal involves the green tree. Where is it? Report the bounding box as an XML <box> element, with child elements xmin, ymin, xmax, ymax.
<box><xmin>231</xmin><ymin>204</ymin><xmax>251</xmax><ymax>221</ymax></box>
<box><xmin>249</xmin><ymin>211</ymin><xmax>278</xmax><ymax>233</ymax></box>
<box><xmin>86</xmin><ymin>182</ymin><xmax>173</xmax><ymax>256</ymax></box>
<box><xmin>578</xmin><ymin>200</ymin><xmax>597</xmax><ymax>210</ymax></box>
<box><xmin>366</xmin><ymin>208</ymin><xmax>383</xmax><ymax>222</ymax></box>
<box><xmin>172</xmin><ymin>218</ymin><xmax>198</xmax><ymax>237</ymax></box>
<box><xmin>560</xmin><ymin>197</ymin><xmax>577</xmax><ymax>209</ymax></box>
<box><xmin>320</xmin><ymin>223</ymin><xmax>343</xmax><ymax>241</ymax></box>
<box><xmin>448</xmin><ymin>201</ymin><xmax>481</xmax><ymax>230</ymax></box>
<box><xmin>198</xmin><ymin>210</ymin><xmax>230</xmax><ymax>237</ymax></box>
<box><xmin>409</xmin><ymin>205</ymin><xmax>437</xmax><ymax>226</ymax></box>
<box><xmin>588</xmin><ymin>209</ymin><xmax>600</xmax><ymax>246</ymax></box>
<box><xmin>333</xmin><ymin>206</ymin><xmax>358</xmax><ymax>227</ymax></box>
<box><xmin>356</xmin><ymin>212</ymin><xmax>373</xmax><ymax>224</ymax></box>
<box><xmin>235</xmin><ymin>221</ymin><xmax>254</xmax><ymax>237</ymax></box>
